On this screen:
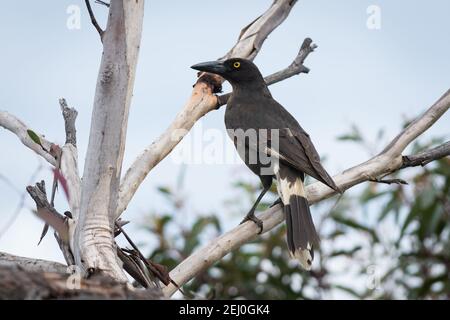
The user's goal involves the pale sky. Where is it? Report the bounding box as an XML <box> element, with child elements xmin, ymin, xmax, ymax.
<box><xmin>0</xmin><ymin>0</ymin><xmax>449</xmax><ymax>284</ymax></box>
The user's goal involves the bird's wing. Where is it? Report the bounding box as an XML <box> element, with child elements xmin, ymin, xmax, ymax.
<box><xmin>227</xmin><ymin>95</ymin><xmax>340</xmax><ymax>192</ymax></box>
<box><xmin>291</xmin><ymin>130</ymin><xmax>340</xmax><ymax>192</ymax></box>
<box><xmin>265</xmin><ymin>128</ymin><xmax>340</xmax><ymax>193</ymax></box>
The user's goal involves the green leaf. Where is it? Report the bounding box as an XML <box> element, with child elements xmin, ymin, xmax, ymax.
<box><xmin>157</xmin><ymin>186</ymin><xmax>172</xmax><ymax>195</ymax></box>
<box><xmin>336</xmin><ymin>125</ymin><xmax>363</xmax><ymax>142</ymax></box>
<box><xmin>27</xmin><ymin>129</ymin><xmax>43</xmax><ymax>147</ymax></box>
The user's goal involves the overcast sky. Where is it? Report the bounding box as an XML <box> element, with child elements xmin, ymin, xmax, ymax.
<box><xmin>0</xmin><ymin>1</ymin><xmax>449</xmax><ymax>275</ymax></box>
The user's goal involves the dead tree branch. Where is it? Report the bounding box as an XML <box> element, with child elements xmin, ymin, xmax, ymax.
<box><xmin>0</xmin><ymin>111</ymin><xmax>56</xmax><ymax>165</ymax></box>
<box><xmin>85</xmin><ymin>0</ymin><xmax>104</xmax><ymax>40</ymax></box>
<box><xmin>0</xmin><ymin>252</ymin><xmax>67</xmax><ymax>274</ymax></box>
<box><xmin>26</xmin><ymin>181</ymin><xmax>75</xmax><ymax>265</ymax></box>
<box><xmin>58</xmin><ymin>98</ymin><xmax>81</xmax><ymax>221</ymax></box>
<box><xmin>0</xmin><ymin>264</ymin><xmax>162</xmax><ymax>300</ymax></box>
<box><xmin>401</xmin><ymin>141</ymin><xmax>450</xmax><ymax>168</ymax></box>
<box><xmin>162</xmin><ymin>88</ymin><xmax>450</xmax><ymax>297</ymax></box>
<box><xmin>59</xmin><ymin>98</ymin><xmax>78</xmax><ymax>147</ymax></box>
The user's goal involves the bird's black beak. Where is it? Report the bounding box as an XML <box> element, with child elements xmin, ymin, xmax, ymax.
<box><xmin>191</xmin><ymin>61</ymin><xmax>227</xmax><ymax>75</ymax></box>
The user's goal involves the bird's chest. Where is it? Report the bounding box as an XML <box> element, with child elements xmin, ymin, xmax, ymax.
<box><xmin>225</xmin><ymin>97</ymin><xmax>265</xmax><ymax>132</ymax></box>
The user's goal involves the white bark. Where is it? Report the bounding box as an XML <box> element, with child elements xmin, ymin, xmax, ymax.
<box><xmin>162</xmin><ymin>89</ymin><xmax>450</xmax><ymax>297</ymax></box>
<box><xmin>60</xmin><ymin>144</ymin><xmax>81</xmax><ymax>221</ymax></box>
<box><xmin>0</xmin><ymin>251</ymin><xmax>67</xmax><ymax>274</ymax></box>
<box><xmin>0</xmin><ymin>111</ymin><xmax>56</xmax><ymax>166</ymax></box>
<box><xmin>74</xmin><ymin>0</ymin><xmax>144</xmax><ymax>281</ymax></box>
<box><xmin>58</xmin><ymin>98</ymin><xmax>81</xmax><ymax>223</ymax></box>
<box><xmin>116</xmin><ymin>0</ymin><xmax>299</xmax><ymax>217</ymax></box>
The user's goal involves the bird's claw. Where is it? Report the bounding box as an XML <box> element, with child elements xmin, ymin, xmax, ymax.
<box><xmin>240</xmin><ymin>213</ymin><xmax>264</xmax><ymax>234</ymax></box>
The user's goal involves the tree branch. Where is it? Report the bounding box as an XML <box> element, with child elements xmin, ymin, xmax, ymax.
<box><xmin>0</xmin><ymin>252</ymin><xmax>67</xmax><ymax>274</ymax></box>
<box><xmin>401</xmin><ymin>141</ymin><xmax>450</xmax><ymax>168</ymax></box>
<box><xmin>220</xmin><ymin>0</ymin><xmax>298</xmax><ymax>60</ymax></box>
<box><xmin>85</xmin><ymin>0</ymin><xmax>104</xmax><ymax>40</ymax></box>
<box><xmin>0</xmin><ymin>264</ymin><xmax>162</xmax><ymax>300</ymax></box>
<box><xmin>162</xmin><ymin>88</ymin><xmax>450</xmax><ymax>297</ymax></box>
<box><xmin>0</xmin><ymin>111</ymin><xmax>56</xmax><ymax>166</ymax></box>
<box><xmin>117</xmin><ymin>0</ymin><xmax>301</xmax><ymax>218</ymax></box>
<box><xmin>59</xmin><ymin>98</ymin><xmax>78</xmax><ymax>147</ymax></box>
<box><xmin>95</xmin><ymin>0</ymin><xmax>110</xmax><ymax>8</ymax></box>
<box><xmin>58</xmin><ymin>98</ymin><xmax>81</xmax><ymax>221</ymax></box>
<box><xmin>26</xmin><ymin>180</ymin><xmax>75</xmax><ymax>265</ymax></box>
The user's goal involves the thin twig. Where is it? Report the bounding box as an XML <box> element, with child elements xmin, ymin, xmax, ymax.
<box><xmin>85</xmin><ymin>0</ymin><xmax>104</xmax><ymax>40</ymax></box>
<box><xmin>369</xmin><ymin>178</ymin><xmax>409</xmax><ymax>185</ymax></box>
<box><xmin>0</xmin><ymin>164</ymin><xmax>44</xmax><ymax>239</ymax></box>
<box><xmin>95</xmin><ymin>0</ymin><xmax>110</xmax><ymax>7</ymax></box>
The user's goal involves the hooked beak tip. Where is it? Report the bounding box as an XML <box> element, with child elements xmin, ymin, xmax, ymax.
<box><xmin>190</xmin><ymin>61</ymin><xmax>226</xmax><ymax>75</ymax></box>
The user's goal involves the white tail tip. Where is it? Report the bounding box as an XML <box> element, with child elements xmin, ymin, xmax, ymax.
<box><xmin>291</xmin><ymin>246</ymin><xmax>313</xmax><ymax>271</ymax></box>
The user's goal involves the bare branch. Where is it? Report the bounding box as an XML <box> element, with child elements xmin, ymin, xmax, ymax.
<box><xmin>59</xmin><ymin>98</ymin><xmax>78</xmax><ymax>147</ymax></box>
<box><xmin>57</xmin><ymin>99</ymin><xmax>81</xmax><ymax>221</ymax></box>
<box><xmin>401</xmin><ymin>141</ymin><xmax>450</xmax><ymax>168</ymax></box>
<box><xmin>0</xmin><ymin>252</ymin><xmax>67</xmax><ymax>274</ymax></box>
<box><xmin>0</xmin><ymin>111</ymin><xmax>56</xmax><ymax>166</ymax></box>
<box><xmin>264</xmin><ymin>37</ymin><xmax>316</xmax><ymax>85</ymax></box>
<box><xmin>0</xmin><ymin>264</ymin><xmax>162</xmax><ymax>300</ymax></box>
<box><xmin>85</xmin><ymin>0</ymin><xmax>104</xmax><ymax>40</ymax></box>
<box><xmin>95</xmin><ymin>0</ymin><xmax>110</xmax><ymax>7</ymax></box>
<box><xmin>162</xmin><ymin>88</ymin><xmax>450</xmax><ymax>297</ymax></box>
<box><xmin>117</xmin><ymin>0</ymin><xmax>300</xmax><ymax>218</ymax></box>
<box><xmin>369</xmin><ymin>178</ymin><xmax>408</xmax><ymax>185</ymax></box>
<box><xmin>26</xmin><ymin>181</ymin><xmax>69</xmax><ymax>241</ymax></box>
<box><xmin>221</xmin><ymin>0</ymin><xmax>298</xmax><ymax>60</ymax></box>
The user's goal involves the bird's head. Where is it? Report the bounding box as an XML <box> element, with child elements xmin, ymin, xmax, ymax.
<box><xmin>191</xmin><ymin>58</ymin><xmax>264</xmax><ymax>86</ymax></box>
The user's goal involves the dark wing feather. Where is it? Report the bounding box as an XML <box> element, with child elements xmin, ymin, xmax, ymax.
<box><xmin>267</xmin><ymin>130</ymin><xmax>339</xmax><ymax>192</ymax></box>
<box><xmin>292</xmin><ymin>131</ymin><xmax>340</xmax><ymax>193</ymax></box>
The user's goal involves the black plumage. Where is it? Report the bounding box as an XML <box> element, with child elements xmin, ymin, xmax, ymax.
<box><xmin>191</xmin><ymin>58</ymin><xmax>340</xmax><ymax>269</ymax></box>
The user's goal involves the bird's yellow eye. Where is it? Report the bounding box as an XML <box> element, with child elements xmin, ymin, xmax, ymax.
<box><xmin>233</xmin><ymin>61</ymin><xmax>241</xmax><ymax>69</ymax></box>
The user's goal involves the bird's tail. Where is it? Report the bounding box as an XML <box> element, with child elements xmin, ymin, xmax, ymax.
<box><xmin>276</xmin><ymin>165</ymin><xmax>319</xmax><ymax>270</ymax></box>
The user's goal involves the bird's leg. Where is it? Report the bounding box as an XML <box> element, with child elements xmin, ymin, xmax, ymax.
<box><xmin>240</xmin><ymin>184</ymin><xmax>270</xmax><ymax>234</ymax></box>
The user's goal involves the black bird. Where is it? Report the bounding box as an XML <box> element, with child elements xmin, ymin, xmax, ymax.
<box><xmin>191</xmin><ymin>58</ymin><xmax>340</xmax><ymax>269</ymax></box>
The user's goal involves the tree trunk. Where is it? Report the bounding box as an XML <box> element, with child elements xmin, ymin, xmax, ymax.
<box><xmin>74</xmin><ymin>0</ymin><xmax>145</xmax><ymax>281</ymax></box>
